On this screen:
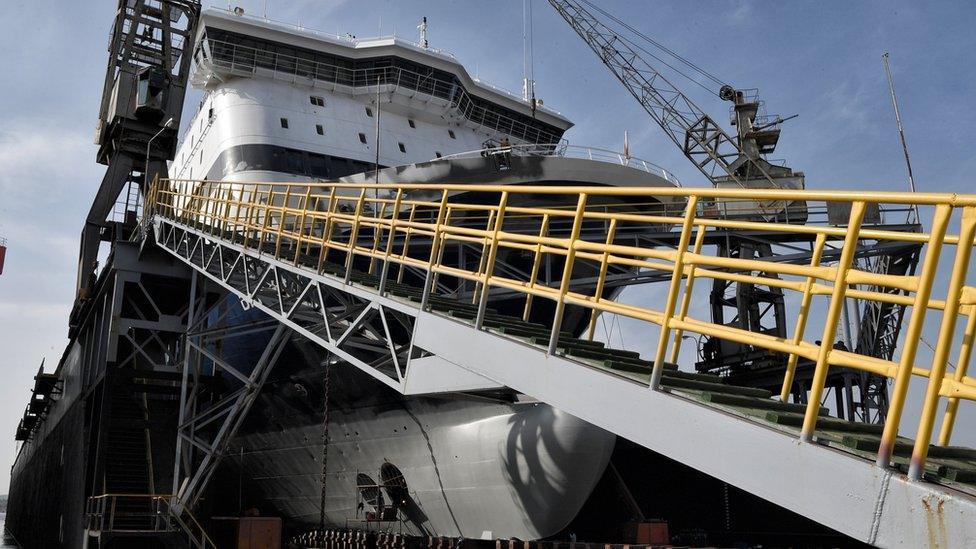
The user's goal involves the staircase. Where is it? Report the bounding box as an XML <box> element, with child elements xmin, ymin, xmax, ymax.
<box><xmin>104</xmin><ymin>384</ymin><xmax>155</xmax><ymax>530</ymax></box>
<box><xmin>147</xmin><ymin>177</ymin><xmax>976</xmax><ymax>547</ymax></box>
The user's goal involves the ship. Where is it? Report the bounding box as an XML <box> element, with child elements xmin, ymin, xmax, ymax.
<box><xmin>8</xmin><ymin>6</ymin><xmax>683</xmax><ymax>544</ymax></box>
<box><xmin>12</xmin><ymin>4</ymin><xmax>949</xmax><ymax>548</ymax></box>
<box><xmin>176</xmin><ymin>8</ymin><xmax>683</xmax><ymax>539</ymax></box>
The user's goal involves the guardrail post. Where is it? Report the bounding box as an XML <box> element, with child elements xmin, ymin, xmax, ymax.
<box><xmin>668</xmin><ymin>221</ymin><xmax>707</xmax><ymax>359</ymax></box>
<box><xmin>316</xmin><ymin>187</ymin><xmax>339</xmax><ymax>272</ymax></box>
<box><xmin>431</xmin><ymin>206</ymin><xmax>454</xmax><ymax>289</ymax></box>
<box><xmin>344</xmin><ymin>188</ymin><xmax>368</xmax><ymax>283</ymax></box>
<box><xmin>939</xmin><ymin>307</ymin><xmax>976</xmax><ymax>445</ymax></box>
<box><xmin>780</xmin><ymin>233</ymin><xmax>828</xmax><ymax>401</ymax></box>
<box><xmin>549</xmin><ymin>193</ymin><xmax>589</xmax><ymax>355</ymax></box>
<box><xmin>378</xmin><ymin>189</ymin><xmax>404</xmax><ymax>295</ymax></box>
<box><xmin>650</xmin><ymin>196</ymin><xmax>697</xmax><ymax>389</ymax></box>
<box><xmin>396</xmin><ymin>203</ymin><xmax>419</xmax><ymax>284</ymax></box>
<box><xmin>908</xmin><ymin>206</ymin><xmax>976</xmax><ymax>480</ymax></box>
<box><xmin>420</xmin><ymin>190</ymin><xmax>450</xmax><ymax>310</ymax></box>
<box><xmin>523</xmin><ymin>214</ymin><xmax>551</xmax><ymax>321</ymax></box>
<box><xmin>470</xmin><ymin>209</ymin><xmax>496</xmax><ymax>305</ymax></box>
<box><xmin>877</xmin><ymin>204</ymin><xmax>952</xmax><ymax>466</ymax></box>
<box><xmin>586</xmin><ymin>218</ymin><xmax>619</xmax><ymax>341</ymax></box>
<box><xmin>293</xmin><ymin>187</ymin><xmax>313</xmax><ymax>265</ymax></box>
<box><xmin>274</xmin><ymin>185</ymin><xmax>293</xmax><ymax>259</ymax></box>
<box><xmin>800</xmin><ymin>201</ymin><xmax>866</xmax><ymax>442</ymax></box>
<box><xmin>368</xmin><ymin>199</ymin><xmax>390</xmax><ymax>275</ymax></box>
<box><xmin>475</xmin><ymin>193</ymin><xmax>509</xmax><ymax>329</ymax></box>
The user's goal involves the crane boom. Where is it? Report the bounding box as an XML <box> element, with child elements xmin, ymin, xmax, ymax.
<box><xmin>547</xmin><ymin>0</ymin><xmax>803</xmax><ymax>191</ymax></box>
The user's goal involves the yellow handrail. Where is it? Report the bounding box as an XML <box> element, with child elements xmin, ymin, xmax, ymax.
<box><xmin>146</xmin><ymin>177</ymin><xmax>976</xmax><ymax>482</ymax></box>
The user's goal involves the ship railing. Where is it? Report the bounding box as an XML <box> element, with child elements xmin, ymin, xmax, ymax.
<box><xmin>148</xmin><ymin>176</ymin><xmax>976</xmax><ymax>483</ymax></box>
<box><xmin>195</xmin><ymin>38</ymin><xmax>564</xmax><ymax>145</ymax></box>
<box><xmin>85</xmin><ymin>493</ymin><xmax>216</xmax><ymax>548</ymax></box>
<box><xmin>436</xmin><ymin>143</ymin><xmax>683</xmax><ymax>185</ymax></box>
<box><xmin>207</xmin><ymin>6</ymin><xmax>461</xmax><ymax>61</ymax></box>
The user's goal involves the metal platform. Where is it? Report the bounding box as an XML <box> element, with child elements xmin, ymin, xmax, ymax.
<box><xmin>144</xmin><ymin>176</ymin><xmax>976</xmax><ymax>547</ymax></box>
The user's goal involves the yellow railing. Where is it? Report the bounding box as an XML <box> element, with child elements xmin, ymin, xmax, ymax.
<box><xmin>148</xmin><ymin>177</ymin><xmax>976</xmax><ymax>481</ymax></box>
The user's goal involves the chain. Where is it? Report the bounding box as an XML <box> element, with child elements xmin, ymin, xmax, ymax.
<box><xmin>318</xmin><ymin>357</ymin><xmax>334</xmax><ymax>543</ymax></box>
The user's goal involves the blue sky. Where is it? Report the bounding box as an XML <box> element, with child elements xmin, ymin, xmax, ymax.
<box><xmin>0</xmin><ymin>0</ymin><xmax>975</xmax><ymax>494</ymax></box>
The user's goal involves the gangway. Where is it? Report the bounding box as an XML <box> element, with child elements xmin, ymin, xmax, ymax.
<box><xmin>148</xmin><ymin>177</ymin><xmax>976</xmax><ymax>547</ymax></box>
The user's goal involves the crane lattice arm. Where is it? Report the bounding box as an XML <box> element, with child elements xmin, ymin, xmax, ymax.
<box><xmin>547</xmin><ymin>0</ymin><xmax>792</xmax><ymax>189</ymax></box>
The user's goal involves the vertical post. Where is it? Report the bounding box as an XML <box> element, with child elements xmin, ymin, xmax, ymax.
<box><xmin>368</xmin><ymin>200</ymin><xmax>390</xmax><ymax>275</ymax></box>
<box><xmin>241</xmin><ymin>184</ymin><xmax>258</xmax><ymax>250</ymax></box>
<box><xmin>317</xmin><ymin>187</ymin><xmax>339</xmax><ymax>272</ymax></box>
<box><xmin>908</xmin><ymin>206</ymin><xmax>976</xmax><ymax>480</ymax></box>
<box><xmin>548</xmin><ymin>193</ymin><xmax>589</xmax><ymax>355</ymax></box>
<box><xmin>939</xmin><ymin>308</ymin><xmax>976</xmax><ymax>445</ymax></box>
<box><xmin>650</xmin><ymin>196</ymin><xmax>698</xmax><ymax>389</ymax></box>
<box><xmin>396</xmin><ymin>203</ymin><xmax>418</xmax><ymax>284</ymax></box>
<box><xmin>420</xmin><ymin>190</ymin><xmax>450</xmax><ymax>309</ymax></box>
<box><xmin>876</xmin><ymin>204</ymin><xmax>952</xmax><ymax>466</ymax></box>
<box><xmin>274</xmin><ymin>186</ymin><xmax>293</xmax><ymax>259</ymax></box>
<box><xmin>430</xmin><ymin>206</ymin><xmax>454</xmax><ymax>289</ymax></box>
<box><xmin>668</xmin><ymin>223</ymin><xmax>707</xmax><ymax>358</ymax></box>
<box><xmin>257</xmin><ymin>189</ymin><xmax>274</xmax><ymax>254</ymax></box>
<box><xmin>586</xmin><ymin>218</ymin><xmax>619</xmax><ymax>341</ymax></box>
<box><xmin>780</xmin><ymin>233</ymin><xmax>828</xmax><ymax>401</ymax></box>
<box><xmin>523</xmin><ymin>213</ymin><xmax>551</xmax><ymax>321</ymax></box>
<box><xmin>293</xmin><ymin>187</ymin><xmax>313</xmax><ymax>265</ymax></box>
<box><xmin>219</xmin><ymin>185</ymin><xmax>233</xmax><ymax>237</ymax></box>
<box><xmin>799</xmin><ymin>201</ymin><xmax>866</xmax><ymax>442</ymax></box>
<box><xmin>475</xmin><ymin>193</ymin><xmax>510</xmax><ymax>329</ymax></box>
<box><xmin>344</xmin><ymin>188</ymin><xmax>368</xmax><ymax>283</ymax></box>
<box><xmin>378</xmin><ymin>189</ymin><xmax>404</xmax><ymax>295</ymax></box>
<box><xmin>470</xmin><ymin>209</ymin><xmax>497</xmax><ymax>305</ymax></box>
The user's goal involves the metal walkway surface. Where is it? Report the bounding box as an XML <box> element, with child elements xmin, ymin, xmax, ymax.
<box><xmin>148</xmin><ymin>177</ymin><xmax>976</xmax><ymax>547</ymax></box>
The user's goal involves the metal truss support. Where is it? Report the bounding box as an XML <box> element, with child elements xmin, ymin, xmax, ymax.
<box><xmin>171</xmin><ymin>290</ymin><xmax>291</xmax><ymax>511</ymax></box>
<box><xmin>153</xmin><ymin>218</ymin><xmax>497</xmax><ymax>396</ymax></box>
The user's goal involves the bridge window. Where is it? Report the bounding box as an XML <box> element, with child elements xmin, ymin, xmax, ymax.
<box><xmin>280</xmin><ymin>117</ymin><xmax>289</xmax><ymax>129</ymax></box>
<box><xmin>365</xmin><ymin>106</ymin><xmax>374</xmax><ymax>118</ymax></box>
<box><xmin>359</xmin><ymin>133</ymin><xmax>368</xmax><ymax>144</ymax></box>
<box><xmin>398</xmin><ymin>142</ymin><xmax>406</xmax><ymax>153</ymax></box>
<box><xmin>448</xmin><ymin>129</ymin><xmax>456</xmax><ymax>139</ymax></box>
<box><xmin>408</xmin><ymin>119</ymin><xmax>416</xmax><ymax>129</ymax></box>
<box><xmin>309</xmin><ymin>95</ymin><xmax>325</xmax><ymax>107</ymax></box>
<box><xmin>435</xmin><ymin>151</ymin><xmax>442</xmax><ymax>158</ymax></box>
<box><xmin>316</xmin><ymin>124</ymin><xmax>324</xmax><ymax>135</ymax></box>
<box><xmin>308</xmin><ymin>154</ymin><xmax>329</xmax><ymax>178</ymax></box>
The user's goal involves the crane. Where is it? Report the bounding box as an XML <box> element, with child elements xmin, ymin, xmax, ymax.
<box><xmin>547</xmin><ymin>0</ymin><xmax>914</xmax><ymax>424</ymax></box>
<box><xmin>73</xmin><ymin>0</ymin><xmax>200</xmax><ymax>326</ymax></box>
<box><xmin>546</xmin><ymin>0</ymin><xmax>804</xmax><ymax>194</ymax></box>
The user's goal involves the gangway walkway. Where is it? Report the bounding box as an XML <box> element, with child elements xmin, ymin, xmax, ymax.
<box><xmin>147</xmin><ymin>177</ymin><xmax>976</xmax><ymax>547</ymax></box>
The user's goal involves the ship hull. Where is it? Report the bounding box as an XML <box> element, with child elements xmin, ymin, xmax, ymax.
<box><xmin>218</xmin><ymin>336</ymin><xmax>616</xmax><ymax>540</ymax></box>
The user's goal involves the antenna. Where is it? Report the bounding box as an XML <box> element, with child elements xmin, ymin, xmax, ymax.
<box><xmin>418</xmin><ymin>17</ymin><xmax>429</xmax><ymax>48</ymax></box>
<box><xmin>882</xmin><ymin>52</ymin><xmax>918</xmax><ymax>224</ymax></box>
<box><xmin>374</xmin><ymin>75</ymin><xmax>381</xmax><ymax>183</ymax></box>
<box><xmin>522</xmin><ymin>0</ymin><xmax>537</xmax><ymax>107</ymax></box>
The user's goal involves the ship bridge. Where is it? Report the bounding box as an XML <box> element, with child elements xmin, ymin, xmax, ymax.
<box><xmin>143</xmin><ymin>175</ymin><xmax>976</xmax><ymax>547</ymax></box>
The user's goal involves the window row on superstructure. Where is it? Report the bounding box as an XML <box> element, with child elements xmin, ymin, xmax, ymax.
<box><xmin>204</xmin><ymin>143</ymin><xmax>378</xmax><ymax>181</ymax></box>
<box><xmin>200</xmin><ymin>27</ymin><xmax>565</xmax><ymax>144</ymax></box>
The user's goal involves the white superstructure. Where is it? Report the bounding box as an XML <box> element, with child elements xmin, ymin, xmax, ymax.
<box><xmin>172</xmin><ymin>8</ymin><xmax>573</xmax><ymax>184</ymax></box>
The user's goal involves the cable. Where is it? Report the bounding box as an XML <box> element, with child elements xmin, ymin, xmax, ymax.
<box><xmin>579</xmin><ymin>0</ymin><xmax>729</xmax><ymax>89</ymax></box>
<box><xmin>615</xmin><ymin>32</ymin><xmax>722</xmax><ymax>98</ymax></box>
